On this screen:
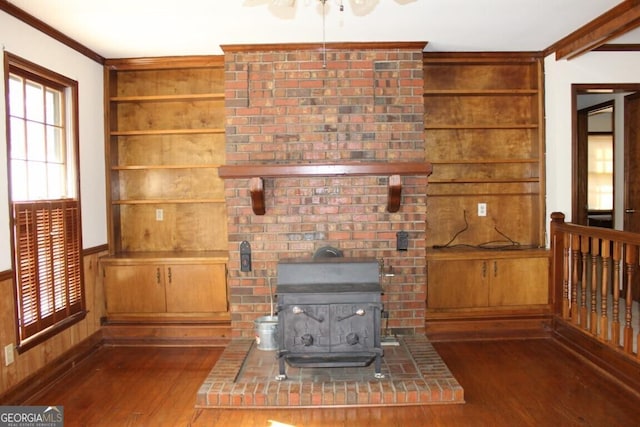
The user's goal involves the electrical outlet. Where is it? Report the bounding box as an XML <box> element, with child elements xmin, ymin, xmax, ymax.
<box><xmin>478</xmin><ymin>203</ymin><xmax>487</xmax><ymax>217</ymax></box>
<box><xmin>155</xmin><ymin>208</ymin><xmax>164</xmax><ymax>221</ymax></box>
<box><xmin>4</xmin><ymin>343</ymin><xmax>14</xmax><ymax>366</ymax></box>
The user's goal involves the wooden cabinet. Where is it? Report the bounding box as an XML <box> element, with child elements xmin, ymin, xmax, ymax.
<box><xmin>427</xmin><ymin>249</ymin><xmax>549</xmax><ymax>311</ymax></box>
<box><xmin>164</xmin><ymin>264</ymin><xmax>227</xmax><ymax>313</ymax></box>
<box><xmin>489</xmin><ymin>258</ymin><xmax>548</xmax><ymax>306</ymax></box>
<box><xmin>103</xmin><ymin>263</ymin><xmax>166</xmax><ymax>313</ymax></box>
<box><xmin>102</xmin><ymin>254</ymin><xmax>228</xmax><ymax>317</ymax></box>
<box><xmin>102</xmin><ymin>56</ymin><xmax>229</xmax><ymax>320</ymax></box>
<box><xmin>423</xmin><ymin>53</ymin><xmax>545</xmax><ymax>248</ymax></box>
<box><xmin>428</xmin><ymin>259</ymin><xmax>488</xmax><ymax>308</ymax></box>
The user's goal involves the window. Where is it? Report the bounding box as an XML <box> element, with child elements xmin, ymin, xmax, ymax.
<box><xmin>587</xmin><ymin>133</ymin><xmax>614</xmax><ymax>211</ymax></box>
<box><xmin>4</xmin><ymin>53</ymin><xmax>85</xmax><ymax>351</ymax></box>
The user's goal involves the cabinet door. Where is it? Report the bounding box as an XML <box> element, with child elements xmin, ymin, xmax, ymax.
<box><xmin>103</xmin><ymin>265</ymin><xmax>166</xmax><ymax>313</ymax></box>
<box><xmin>165</xmin><ymin>264</ymin><xmax>227</xmax><ymax>313</ymax></box>
<box><xmin>489</xmin><ymin>258</ymin><xmax>549</xmax><ymax>306</ymax></box>
<box><xmin>427</xmin><ymin>260</ymin><xmax>489</xmax><ymax>308</ymax></box>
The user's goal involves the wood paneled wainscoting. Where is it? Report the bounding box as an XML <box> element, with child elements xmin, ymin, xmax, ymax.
<box><xmin>0</xmin><ymin>247</ymin><xmax>107</xmax><ymax>404</ymax></box>
<box><xmin>550</xmin><ymin>212</ymin><xmax>640</xmax><ymax>393</ymax></box>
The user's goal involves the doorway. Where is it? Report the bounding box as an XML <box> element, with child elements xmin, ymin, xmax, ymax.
<box><xmin>576</xmin><ymin>100</ymin><xmax>614</xmax><ymax>227</ymax></box>
<box><xmin>573</xmin><ymin>84</ymin><xmax>640</xmax><ymax>231</ymax></box>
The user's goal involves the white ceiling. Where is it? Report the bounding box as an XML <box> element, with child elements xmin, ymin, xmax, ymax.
<box><xmin>5</xmin><ymin>0</ymin><xmax>632</xmax><ymax>59</ymax></box>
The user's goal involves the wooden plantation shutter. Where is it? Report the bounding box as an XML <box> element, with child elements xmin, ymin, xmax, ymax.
<box><xmin>13</xmin><ymin>200</ymin><xmax>85</xmax><ymax>344</ymax></box>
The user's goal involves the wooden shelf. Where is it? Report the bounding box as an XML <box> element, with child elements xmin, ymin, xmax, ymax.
<box><xmin>430</xmin><ymin>159</ymin><xmax>539</xmax><ymax>165</ymax></box>
<box><xmin>111</xmin><ymin>93</ymin><xmax>224</xmax><ymax>102</ymax></box>
<box><xmin>218</xmin><ymin>162</ymin><xmax>432</xmax><ymax>215</ymax></box>
<box><xmin>112</xmin><ymin>164</ymin><xmax>223</xmax><ymax>170</ymax></box>
<box><xmin>423</xmin><ymin>89</ymin><xmax>537</xmax><ymax>96</ymax></box>
<box><xmin>425</xmin><ymin>124</ymin><xmax>538</xmax><ymax>130</ymax></box>
<box><xmin>426</xmin><ymin>247</ymin><xmax>549</xmax><ymax>261</ymax></box>
<box><xmin>218</xmin><ymin>162</ymin><xmax>432</xmax><ymax>179</ymax></box>
<box><xmin>428</xmin><ymin>191</ymin><xmax>541</xmax><ymax>198</ymax></box>
<box><xmin>428</xmin><ymin>178</ymin><xmax>539</xmax><ymax>184</ymax></box>
<box><xmin>111</xmin><ymin>128</ymin><xmax>225</xmax><ymax>136</ymax></box>
<box><xmin>112</xmin><ymin>199</ymin><xmax>225</xmax><ymax>205</ymax></box>
<box><xmin>101</xmin><ymin>251</ymin><xmax>229</xmax><ymax>263</ymax></box>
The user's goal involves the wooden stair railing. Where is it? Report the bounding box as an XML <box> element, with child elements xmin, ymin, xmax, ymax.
<box><xmin>550</xmin><ymin>212</ymin><xmax>640</xmax><ymax>359</ymax></box>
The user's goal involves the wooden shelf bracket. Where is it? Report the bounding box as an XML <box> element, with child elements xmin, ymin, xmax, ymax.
<box><xmin>249</xmin><ymin>177</ymin><xmax>265</xmax><ymax>215</ymax></box>
<box><xmin>218</xmin><ymin>162</ymin><xmax>432</xmax><ymax>215</ymax></box>
<box><xmin>387</xmin><ymin>174</ymin><xmax>402</xmax><ymax>213</ymax></box>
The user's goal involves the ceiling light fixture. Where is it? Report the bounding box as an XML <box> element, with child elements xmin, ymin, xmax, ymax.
<box><xmin>271</xmin><ymin>0</ymin><xmax>374</xmax><ymax>10</ymax></box>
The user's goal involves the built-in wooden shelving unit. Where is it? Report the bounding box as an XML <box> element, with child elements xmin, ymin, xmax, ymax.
<box><xmin>101</xmin><ymin>55</ymin><xmax>229</xmax><ymax>322</ymax></box>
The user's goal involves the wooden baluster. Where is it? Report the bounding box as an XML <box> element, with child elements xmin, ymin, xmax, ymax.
<box><xmin>600</xmin><ymin>239</ymin><xmax>610</xmax><ymax>341</ymax></box>
<box><xmin>571</xmin><ymin>234</ymin><xmax>581</xmax><ymax>324</ymax></box>
<box><xmin>623</xmin><ymin>244</ymin><xmax>636</xmax><ymax>354</ymax></box>
<box><xmin>611</xmin><ymin>241</ymin><xmax>621</xmax><ymax>347</ymax></box>
<box><xmin>580</xmin><ymin>234</ymin><xmax>590</xmax><ymax>328</ymax></box>
<box><xmin>590</xmin><ymin>237</ymin><xmax>600</xmax><ymax>335</ymax></box>
<box><xmin>562</xmin><ymin>232</ymin><xmax>571</xmax><ymax>319</ymax></box>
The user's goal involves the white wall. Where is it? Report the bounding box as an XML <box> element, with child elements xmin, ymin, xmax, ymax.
<box><xmin>0</xmin><ymin>11</ymin><xmax>106</xmax><ymax>271</ymax></box>
<box><xmin>545</xmin><ymin>51</ymin><xmax>640</xmax><ymax>236</ymax></box>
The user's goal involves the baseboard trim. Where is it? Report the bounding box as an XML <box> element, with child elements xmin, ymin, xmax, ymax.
<box><xmin>552</xmin><ymin>318</ymin><xmax>640</xmax><ymax>397</ymax></box>
<box><xmin>0</xmin><ymin>331</ymin><xmax>103</xmax><ymax>405</ymax></box>
<box><xmin>100</xmin><ymin>321</ymin><xmax>232</xmax><ymax>347</ymax></box>
<box><xmin>425</xmin><ymin>313</ymin><xmax>554</xmax><ymax>342</ymax></box>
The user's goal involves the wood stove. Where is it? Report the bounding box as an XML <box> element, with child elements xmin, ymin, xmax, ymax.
<box><xmin>275</xmin><ymin>257</ymin><xmax>384</xmax><ymax>381</ymax></box>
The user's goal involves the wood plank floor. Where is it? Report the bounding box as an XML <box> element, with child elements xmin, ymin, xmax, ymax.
<box><xmin>26</xmin><ymin>338</ymin><xmax>640</xmax><ymax>426</ymax></box>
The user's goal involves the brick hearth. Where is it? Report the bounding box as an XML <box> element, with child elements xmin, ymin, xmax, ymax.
<box><xmin>196</xmin><ymin>334</ymin><xmax>464</xmax><ymax>408</ymax></box>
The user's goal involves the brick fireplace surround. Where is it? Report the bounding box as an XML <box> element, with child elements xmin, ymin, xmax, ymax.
<box><xmin>197</xmin><ymin>42</ymin><xmax>466</xmax><ymax>409</ymax></box>
<box><xmin>221</xmin><ymin>42</ymin><xmax>429</xmax><ymax>339</ymax></box>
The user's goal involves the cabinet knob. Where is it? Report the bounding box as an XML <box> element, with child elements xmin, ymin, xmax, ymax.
<box><xmin>156</xmin><ymin>268</ymin><xmax>161</xmax><ymax>284</ymax></box>
<box><xmin>168</xmin><ymin>267</ymin><xmax>172</xmax><ymax>283</ymax></box>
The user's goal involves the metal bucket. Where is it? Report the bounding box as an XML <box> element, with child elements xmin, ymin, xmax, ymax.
<box><xmin>254</xmin><ymin>315</ymin><xmax>278</xmax><ymax>351</ymax></box>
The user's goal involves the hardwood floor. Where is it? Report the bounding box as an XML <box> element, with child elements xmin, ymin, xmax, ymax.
<box><xmin>26</xmin><ymin>338</ymin><xmax>640</xmax><ymax>426</ymax></box>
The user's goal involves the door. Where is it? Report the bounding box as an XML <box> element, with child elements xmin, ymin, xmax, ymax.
<box><xmin>427</xmin><ymin>259</ymin><xmax>488</xmax><ymax>308</ymax></box>
<box><xmin>165</xmin><ymin>264</ymin><xmax>228</xmax><ymax>313</ymax></box>
<box><xmin>103</xmin><ymin>264</ymin><xmax>166</xmax><ymax>313</ymax></box>
<box><xmin>624</xmin><ymin>92</ymin><xmax>640</xmax><ymax>300</ymax></box>
<box><xmin>624</xmin><ymin>92</ymin><xmax>640</xmax><ymax>233</ymax></box>
<box><xmin>489</xmin><ymin>258</ymin><xmax>549</xmax><ymax>306</ymax></box>
<box><xmin>574</xmin><ymin>106</ymin><xmax>589</xmax><ymax>225</ymax></box>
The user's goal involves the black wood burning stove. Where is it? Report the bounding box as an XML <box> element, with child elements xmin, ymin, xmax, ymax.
<box><xmin>275</xmin><ymin>257</ymin><xmax>384</xmax><ymax>381</ymax></box>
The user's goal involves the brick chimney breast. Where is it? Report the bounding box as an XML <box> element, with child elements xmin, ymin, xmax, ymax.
<box><xmin>222</xmin><ymin>42</ymin><xmax>427</xmax><ymax>338</ymax></box>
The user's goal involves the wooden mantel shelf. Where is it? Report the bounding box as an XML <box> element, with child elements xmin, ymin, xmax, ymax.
<box><xmin>218</xmin><ymin>162</ymin><xmax>432</xmax><ymax>215</ymax></box>
<box><xmin>217</xmin><ymin>162</ymin><xmax>432</xmax><ymax>179</ymax></box>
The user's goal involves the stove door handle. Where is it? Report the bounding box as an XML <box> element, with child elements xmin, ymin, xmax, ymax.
<box><xmin>292</xmin><ymin>306</ymin><xmax>325</xmax><ymax>323</ymax></box>
<box><xmin>336</xmin><ymin>308</ymin><xmax>365</xmax><ymax>321</ymax></box>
